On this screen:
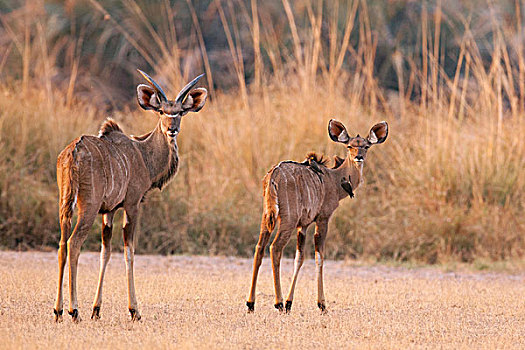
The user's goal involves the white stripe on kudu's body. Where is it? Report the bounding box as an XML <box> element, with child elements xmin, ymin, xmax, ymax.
<box><xmin>53</xmin><ymin>71</ymin><xmax>207</xmax><ymax>323</ymax></box>
<box><xmin>247</xmin><ymin>119</ymin><xmax>388</xmax><ymax>313</ymax></box>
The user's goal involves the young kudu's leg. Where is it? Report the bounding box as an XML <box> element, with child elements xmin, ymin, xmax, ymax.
<box><xmin>123</xmin><ymin>205</ymin><xmax>141</xmax><ymax>321</ymax></box>
<box><xmin>285</xmin><ymin>227</ymin><xmax>306</xmax><ymax>313</ymax></box>
<box><xmin>314</xmin><ymin>219</ymin><xmax>328</xmax><ymax>312</ymax></box>
<box><xmin>270</xmin><ymin>226</ymin><xmax>294</xmax><ymax>311</ymax></box>
<box><xmin>246</xmin><ymin>218</ymin><xmax>272</xmax><ymax>312</ymax></box>
<box><xmin>67</xmin><ymin>205</ymin><xmax>98</xmax><ymax>322</ymax></box>
<box><xmin>91</xmin><ymin>211</ymin><xmax>115</xmax><ymax>320</ymax></box>
<box><xmin>53</xmin><ymin>207</ymin><xmax>72</xmax><ymax>322</ymax></box>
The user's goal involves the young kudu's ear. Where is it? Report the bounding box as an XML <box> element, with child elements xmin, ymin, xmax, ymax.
<box><xmin>368</xmin><ymin>121</ymin><xmax>388</xmax><ymax>144</ymax></box>
<box><xmin>328</xmin><ymin>119</ymin><xmax>350</xmax><ymax>144</ymax></box>
<box><xmin>182</xmin><ymin>88</ymin><xmax>208</xmax><ymax>113</ymax></box>
<box><xmin>137</xmin><ymin>84</ymin><xmax>161</xmax><ymax>111</ymax></box>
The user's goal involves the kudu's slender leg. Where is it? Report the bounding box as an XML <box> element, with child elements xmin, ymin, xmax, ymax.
<box><xmin>270</xmin><ymin>226</ymin><xmax>294</xmax><ymax>312</ymax></box>
<box><xmin>53</xmin><ymin>204</ymin><xmax>73</xmax><ymax>322</ymax></box>
<box><xmin>123</xmin><ymin>205</ymin><xmax>141</xmax><ymax>321</ymax></box>
<box><xmin>67</xmin><ymin>205</ymin><xmax>98</xmax><ymax>322</ymax></box>
<box><xmin>314</xmin><ymin>219</ymin><xmax>329</xmax><ymax>313</ymax></box>
<box><xmin>285</xmin><ymin>227</ymin><xmax>307</xmax><ymax>313</ymax></box>
<box><xmin>91</xmin><ymin>211</ymin><xmax>115</xmax><ymax>320</ymax></box>
<box><xmin>246</xmin><ymin>218</ymin><xmax>272</xmax><ymax>312</ymax></box>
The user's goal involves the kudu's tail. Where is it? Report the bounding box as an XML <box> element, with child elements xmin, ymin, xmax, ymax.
<box><xmin>57</xmin><ymin>145</ymin><xmax>80</xmax><ymax>239</ymax></box>
<box><xmin>262</xmin><ymin>174</ymin><xmax>279</xmax><ymax>232</ymax></box>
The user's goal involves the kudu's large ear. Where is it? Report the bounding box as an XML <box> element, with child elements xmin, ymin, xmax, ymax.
<box><xmin>328</xmin><ymin>119</ymin><xmax>350</xmax><ymax>144</ymax></box>
<box><xmin>368</xmin><ymin>121</ymin><xmax>388</xmax><ymax>144</ymax></box>
<box><xmin>137</xmin><ymin>84</ymin><xmax>161</xmax><ymax>111</ymax></box>
<box><xmin>182</xmin><ymin>88</ymin><xmax>208</xmax><ymax>113</ymax></box>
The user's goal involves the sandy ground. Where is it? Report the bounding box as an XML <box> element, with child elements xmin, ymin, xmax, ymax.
<box><xmin>0</xmin><ymin>251</ymin><xmax>524</xmax><ymax>349</ymax></box>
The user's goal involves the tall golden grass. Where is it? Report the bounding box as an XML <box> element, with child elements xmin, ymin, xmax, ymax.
<box><xmin>0</xmin><ymin>0</ymin><xmax>523</xmax><ymax>262</ymax></box>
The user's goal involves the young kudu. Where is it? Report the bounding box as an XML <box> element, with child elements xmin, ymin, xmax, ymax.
<box><xmin>247</xmin><ymin>119</ymin><xmax>388</xmax><ymax>313</ymax></box>
<box><xmin>53</xmin><ymin>71</ymin><xmax>207</xmax><ymax>322</ymax></box>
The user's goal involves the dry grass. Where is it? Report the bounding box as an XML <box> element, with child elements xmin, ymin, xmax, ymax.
<box><xmin>0</xmin><ymin>0</ymin><xmax>524</xmax><ymax>262</ymax></box>
<box><xmin>1</xmin><ymin>78</ymin><xmax>524</xmax><ymax>262</ymax></box>
<box><xmin>0</xmin><ymin>251</ymin><xmax>524</xmax><ymax>349</ymax></box>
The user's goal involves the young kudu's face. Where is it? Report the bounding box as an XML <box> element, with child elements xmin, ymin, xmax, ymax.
<box><xmin>136</xmin><ymin>70</ymin><xmax>207</xmax><ymax>141</ymax></box>
<box><xmin>346</xmin><ymin>136</ymin><xmax>372</xmax><ymax>165</ymax></box>
<box><xmin>328</xmin><ymin>119</ymin><xmax>389</xmax><ymax>166</ymax></box>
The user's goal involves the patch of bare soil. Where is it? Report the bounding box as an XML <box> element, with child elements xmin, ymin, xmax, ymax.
<box><xmin>0</xmin><ymin>251</ymin><xmax>523</xmax><ymax>349</ymax></box>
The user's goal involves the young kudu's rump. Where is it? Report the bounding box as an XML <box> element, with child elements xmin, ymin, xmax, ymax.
<box><xmin>53</xmin><ymin>71</ymin><xmax>207</xmax><ymax>322</ymax></box>
<box><xmin>247</xmin><ymin>119</ymin><xmax>388</xmax><ymax>313</ymax></box>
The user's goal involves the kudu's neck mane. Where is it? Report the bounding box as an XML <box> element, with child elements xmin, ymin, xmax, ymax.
<box><xmin>135</xmin><ymin>121</ymin><xmax>179</xmax><ymax>191</ymax></box>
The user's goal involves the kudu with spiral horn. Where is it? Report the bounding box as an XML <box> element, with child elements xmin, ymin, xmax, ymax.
<box><xmin>53</xmin><ymin>71</ymin><xmax>207</xmax><ymax>322</ymax></box>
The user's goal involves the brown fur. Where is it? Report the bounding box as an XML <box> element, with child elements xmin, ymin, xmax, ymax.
<box><xmin>55</xmin><ymin>120</ymin><xmax>181</xmax><ymax>321</ymax></box>
<box><xmin>54</xmin><ymin>75</ymin><xmax>207</xmax><ymax>323</ymax></box>
<box><xmin>98</xmin><ymin>118</ymin><xmax>123</xmax><ymax>137</ymax></box>
<box><xmin>247</xmin><ymin>120</ymin><xmax>388</xmax><ymax>313</ymax></box>
<box><xmin>151</xmin><ymin>149</ymin><xmax>179</xmax><ymax>190</ymax></box>
<box><xmin>262</xmin><ymin>174</ymin><xmax>279</xmax><ymax>232</ymax></box>
<box><xmin>131</xmin><ymin>131</ymin><xmax>153</xmax><ymax>141</ymax></box>
<box><xmin>261</xmin><ymin>157</ymin><xmax>358</xmax><ymax>232</ymax></box>
<box><xmin>248</xmin><ymin>155</ymin><xmax>362</xmax><ymax>312</ymax></box>
<box><xmin>57</xmin><ymin>142</ymin><xmax>79</xmax><ymax>222</ymax></box>
<box><xmin>332</xmin><ymin>155</ymin><xmax>345</xmax><ymax>169</ymax></box>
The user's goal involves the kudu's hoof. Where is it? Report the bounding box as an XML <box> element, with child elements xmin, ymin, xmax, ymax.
<box><xmin>91</xmin><ymin>306</ymin><xmax>100</xmax><ymax>320</ymax></box>
<box><xmin>68</xmin><ymin>309</ymin><xmax>81</xmax><ymax>323</ymax></box>
<box><xmin>129</xmin><ymin>308</ymin><xmax>141</xmax><ymax>321</ymax></box>
<box><xmin>285</xmin><ymin>301</ymin><xmax>293</xmax><ymax>313</ymax></box>
<box><xmin>246</xmin><ymin>301</ymin><xmax>255</xmax><ymax>313</ymax></box>
<box><xmin>317</xmin><ymin>302</ymin><xmax>327</xmax><ymax>313</ymax></box>
<box><xmin>274</xmin><ymin>302</ymin><xmax>284</xmax><ymax>312</ymax></box>
<box><xmin>53</xmin><ymin>309</ymin><xmax>63</xmax><ymax>323</ymax></box>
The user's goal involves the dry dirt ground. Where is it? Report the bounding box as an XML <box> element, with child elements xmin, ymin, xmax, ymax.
<box><xmin>0</xmin><ymin>251</ymin><xmax>524</xmax><ymax>349</ymax></box>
